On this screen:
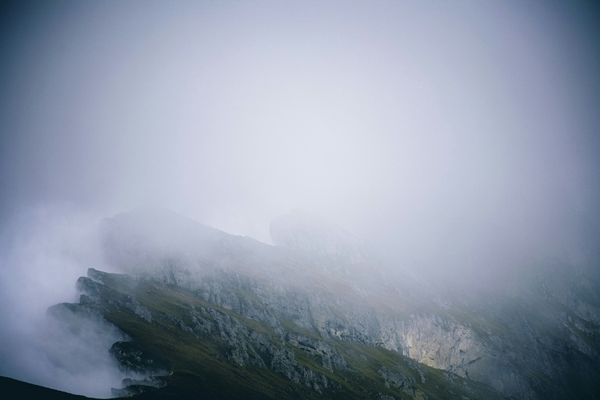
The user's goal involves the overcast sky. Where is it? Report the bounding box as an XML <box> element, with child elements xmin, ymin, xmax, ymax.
<box><xmin>1</xmin><ymin>0</ymin><xmax>599</xmax><ymax>280</ymax></box>
<box><xmin>1</xmin><ymin>1</ymin><xmax>600</xmax><ymax>395</ymax></box>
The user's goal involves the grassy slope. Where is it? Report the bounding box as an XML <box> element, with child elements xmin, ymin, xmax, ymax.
<box><xmin>76</xmin><ymin>271</ymin><xmax>505</xmax><ymax>400</ymax></box>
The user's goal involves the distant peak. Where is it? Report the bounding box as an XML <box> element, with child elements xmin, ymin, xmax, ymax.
<box><xmin>270</xmin><ymin>210</ymin><xmax>366</xmax><ymax>265</ymax></box>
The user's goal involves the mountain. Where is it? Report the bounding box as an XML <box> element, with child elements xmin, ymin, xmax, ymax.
<box><xmin>44</xmin><ymin>209</ymin><xmax>600</xmax><ymax>399</ymax></box>
<box><xmin>46</xmin><ymin>267</ymin><xmax>501</xmax><ymax>400</ymax></box>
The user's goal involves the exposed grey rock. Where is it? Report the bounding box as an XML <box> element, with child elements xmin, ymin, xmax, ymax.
<box><xmin>92</xmin><ymin>209</ymin><xmax>600</xmax><ymax>400</ymax></box>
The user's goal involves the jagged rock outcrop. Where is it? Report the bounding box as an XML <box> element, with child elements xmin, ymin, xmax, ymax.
<box><xmin>53</xmin><ymin>266</ymin><xmax>504</xmax><ymax>399</ymax></box>
<box><xmin>64</xmin><ymin>208</ymin><xmax>600</xmax><ymax>399</ymax></box>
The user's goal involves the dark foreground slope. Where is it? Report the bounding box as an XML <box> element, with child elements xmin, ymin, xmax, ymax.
<box><xmin>0</xmin><ymin>376</ymin><xmax>90</xmax><ymax>399</ymax></box>
<box><xmin>50</xmin><ymin>268</ymin><xmax>504</xmax><ymax>400</ymax></box>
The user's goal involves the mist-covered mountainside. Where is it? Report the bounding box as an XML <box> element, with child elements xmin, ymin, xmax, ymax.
<box><xmin>44</xmin><ymin>209</ymin><xmax>600</xmax><ymax>399</ymax></box>
<box><xmin>48</xmin><ymin>267</ymin><xmax>501</xmax><ymax>400</ymax></box>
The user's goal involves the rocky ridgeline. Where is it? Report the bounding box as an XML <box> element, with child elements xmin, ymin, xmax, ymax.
<box><xmin>54</xmin><ymin>266</ymin><xmax>500</xmax><ymax>400</ymax></box>
<box><xmin>74</xmin><ymin>268</ymin><xmax>349</xmax><ymax>395</ymax></box>
<box><xmin>51</xmin><ymin>209</ymin><xmax>600</xmax><ymax>399</ymax></box>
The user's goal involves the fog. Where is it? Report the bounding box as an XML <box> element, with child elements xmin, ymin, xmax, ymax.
<box><xmin>1</xmin><ymin>0</ymin><xmax>599</xmax><ymax>396</ymax></box>
<box><xmin>0</xmin><ymin>206</ymin><xmax>125</xmax><ymax>396</ymax></box>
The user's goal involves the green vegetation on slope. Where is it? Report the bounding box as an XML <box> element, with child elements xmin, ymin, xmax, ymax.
<box><xmin>53</xmin><ymin>269</ymin><xmax>505</xmax><ymax>400</ymax></box>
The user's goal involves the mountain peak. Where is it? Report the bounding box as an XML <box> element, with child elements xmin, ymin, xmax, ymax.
<box><xmin>270</xmin><ymin>210</ymin><xmax>367</xmax><ymax>267</ymax></box>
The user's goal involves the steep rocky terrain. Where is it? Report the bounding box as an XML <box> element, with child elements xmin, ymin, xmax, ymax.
<box><xmin>50</xmin><ymin>267</ymin><xmax>502</xmax><ymax>399</ymax></box>
<box><xmin>47</xmin><ymin>209</ymin><xmax>600</xmax><ymax>399</ymax></box>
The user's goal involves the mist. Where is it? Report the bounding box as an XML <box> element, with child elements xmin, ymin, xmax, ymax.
<box><xmin>1</xmin><ymin>0</ymin><xmax>599</xmax><ymax>397</ymax></box>
<box><xmin>0</xmin><ymin>206</ymin><xmax>125</xmax><ymax>397</ymax></box>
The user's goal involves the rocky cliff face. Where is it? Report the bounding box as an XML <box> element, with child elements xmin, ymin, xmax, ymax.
<box><xmin>52</xmin><ymin>267</ymin><xmax>502</xmax><ymax>400</ymax></box>
<box><xmin>51</xmin><ymin>209</ymin><xmax>600</xmax><ymax>399</ymax></box>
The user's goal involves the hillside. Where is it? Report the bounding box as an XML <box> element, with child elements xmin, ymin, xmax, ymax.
<box><xmin>40</xmin><ymin>209</ymin><xmax>600</xmax><ymax>399</ymax></box>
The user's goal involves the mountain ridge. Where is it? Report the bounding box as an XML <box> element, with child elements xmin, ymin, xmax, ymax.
<box><xmin>37</xmin><ymin>209</ymin><xmax>600</xmax><ymax>399</ymax></box>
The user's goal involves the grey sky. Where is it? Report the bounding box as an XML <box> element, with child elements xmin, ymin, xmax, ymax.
<box><xmin>1</xmin><ymin>0</ymin><xmax>599</xmax><ymax>293</ymax></box>
<box><xmin>1</xmin><ymin>1</ymin><xmax>600</xmax><ymax>395</ymax></box>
